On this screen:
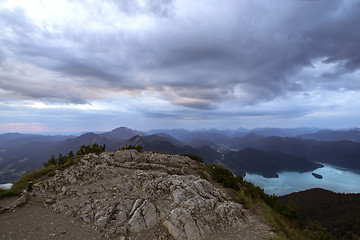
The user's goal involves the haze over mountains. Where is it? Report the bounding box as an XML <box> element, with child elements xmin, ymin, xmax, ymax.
<box><xmin>1</xmin><ymin>127</ymin><xmax>360</xmax><ymax>186</ymax></box>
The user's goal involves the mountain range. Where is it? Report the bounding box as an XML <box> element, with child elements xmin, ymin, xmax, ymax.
<box><xmin>298</xmin><ymin>128</ymin><xmax>360</xmax><ymax>142</ymax></box>
<box><xmin>1</xmin><ymin>127</ymin><xmax>360</xmax><ymax>183</ymax></box>
<box><xmin>227</xmin><ymin>136</ymin><xmax>360</xmax><ymax>170</ymax></box>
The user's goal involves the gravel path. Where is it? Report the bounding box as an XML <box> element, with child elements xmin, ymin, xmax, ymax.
<box><xmin>0</xmin><ymin>198</ymin><xmax>103</xmax><ymax>240</ymax></box>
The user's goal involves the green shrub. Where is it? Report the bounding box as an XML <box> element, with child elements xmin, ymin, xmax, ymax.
<box><xmin>43</xmin><ymin>144</ymin><xmax>105</xmax><ymax>168</ymax></box>
<box><xmin>1</xmin><ymin>143</ymin><xmax>105</xmax><ymax>198</ymax></box>
<box><xmin>205</xmin><ymin>165</ymin><xmax>240</xmax><ymax>190</ymax></box>
<box><xmin>76</xmin><ymin>143</ymin><xmax>105</xmax><ymax>155</ymax></box>
<box><xmin>181</xmin><ymin>154</ymin><xmax>203</xmax><ymax>163</ymax></box>
<box><xmin>120</xmin><ymin>145</ymin><xmax>143</xmax><ymax>153</ymax></box>
<box><xmin>0</xmin><ymin>165</ymin><xmax>56</xmax><ymax>198</ymax></box>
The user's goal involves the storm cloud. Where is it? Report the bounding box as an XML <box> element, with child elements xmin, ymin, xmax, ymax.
<box><xmin>0</xmin><ymin>0</ymin><xmax>360</xmax><ymax>131</ymax></box>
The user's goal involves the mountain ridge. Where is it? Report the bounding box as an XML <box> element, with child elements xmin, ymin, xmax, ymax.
<box><xmin>1</xmin><ymin>127</ymin><xmax>360</xmax><ymax>185</ymax></box>
<box><xmin>0</xmin><ymin>150</ymin><xmax>275</xmax><ymax>239</ymax></box>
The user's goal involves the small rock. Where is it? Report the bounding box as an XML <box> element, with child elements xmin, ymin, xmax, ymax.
<box><xmin>116</xmin><ymin>225</ymin><xmax>127</xmax><ymax>235</ymax></box>
<box><xmin>83</xmin><ymin>216</ymin><xmax>92</xmax><ymax>223</ymax></box>
<box><xmin>64</xmin><ymin>209</ymin><xmax>73</xmax><ymax>217</ymax></box>
<box><xmin>127</xmin><ymin>208</ymin><xmax>146</xmax><ymax>233</ymax></box>
<box><xmin>109</xmin><ymin>226</ymin><xmax>117</xmax><ymax>235</ymax></box>
<box><xmin>45</xmin><ymin>198</ymin><xmax>55</xmax><ymax>204</ymax></box>
<box><xmin>69</xmin><ymin>177</ymin><xmax>77</xmax><ymax>184</ymax></box>
<box><xmin>142</xmin><ymin>201</ymin><xmax>159</xmax><ymax>229</ymax></box>
<box><xmin>96</xmin><ymin>216</ymin><xmax>108</xmax><ymax>228</ymax></box>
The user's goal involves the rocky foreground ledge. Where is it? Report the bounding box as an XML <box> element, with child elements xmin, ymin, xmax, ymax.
<box><xmin>6</xmin><ymin>150</ymin><xmax>274</xmax><ymax>239</ymax></box>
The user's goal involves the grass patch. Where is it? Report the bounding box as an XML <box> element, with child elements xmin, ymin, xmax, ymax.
<box><xmin>0</xmin><ymin>165</ymin><xmax>57</xmax><ymax>198</ymax></box>
<box><xmin>0</xmin><ymin>143</ymin><xmax>105</xmax><ymax>199</ymax></box>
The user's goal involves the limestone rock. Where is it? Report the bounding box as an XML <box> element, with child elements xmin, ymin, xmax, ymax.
<box><xmin>96</xmin><ymin>216</ymin><xmax>108</xmax><ymax>228</ymax></box>
<box><xmin>28</xmin><ymin>150</ymin><xmax>269</xmax><ymax>239</ymax></box>
<box><xmin>127</xmin><ymin>207</ymin><xmax>146</xmax><ymax>233</ymax></box>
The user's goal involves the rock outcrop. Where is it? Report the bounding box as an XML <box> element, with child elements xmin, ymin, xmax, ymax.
<box><xmin>27</xmin><ymin>150</ymin><xmax>270</xmax><ymax>239</ymax></box>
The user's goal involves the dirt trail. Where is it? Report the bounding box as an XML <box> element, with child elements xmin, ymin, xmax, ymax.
<box><xmin>0</xmin><ymin>198</ymin><xmax>102</xmax><ymax>240</ymax></box>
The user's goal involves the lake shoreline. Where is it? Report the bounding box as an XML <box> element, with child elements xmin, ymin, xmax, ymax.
<box><xmin>244</xmin><ymin>163</ymin><xmax>360</xmax><ymax>196</ymax></box>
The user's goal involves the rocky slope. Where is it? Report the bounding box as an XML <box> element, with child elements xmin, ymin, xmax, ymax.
<box><xmin>1</xmin><ymin>150</ymin><xmax>274</xmax><ymax>239</ymax></box>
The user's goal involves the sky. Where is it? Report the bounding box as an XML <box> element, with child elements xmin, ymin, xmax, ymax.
<box><xmin>0</xmin><ymin>0</ymin><xmax>360</xmax><ymax>133</ymax></box>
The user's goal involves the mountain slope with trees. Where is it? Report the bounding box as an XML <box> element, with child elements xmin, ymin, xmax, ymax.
<box><xmin>279</xmin><ymin>188</ymin><xmax>360</xmax><ymax>239</ymax></box>
<box><xmin>122</xmin><ymin>135</ymin><xmax>221</xmax><ymax>164</ymax></box>
<box><xmin>228</xmin><ymin>136</ymin><xmax>360</xmax><ymax>170</ymax></box>
<box><xmin>298</xmin><ymin>129</ymin><xmax>360</xmax><ymax>142</ymax></box>
<box><xmin>223</xmin><ymin>148</ymin><xmax>323</xmax><ymax>178</ymax></box>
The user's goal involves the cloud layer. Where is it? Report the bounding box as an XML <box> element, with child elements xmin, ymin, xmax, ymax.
<box><xmin>1</xmin><ymin>0</ymin><xmax>360</xmax><ymax>131</ymax></box>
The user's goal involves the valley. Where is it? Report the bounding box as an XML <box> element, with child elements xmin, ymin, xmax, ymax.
<box><xmin>1</xmin><ymin>127</ymin><xmax>360</xmax><ymax>194</ymax></box>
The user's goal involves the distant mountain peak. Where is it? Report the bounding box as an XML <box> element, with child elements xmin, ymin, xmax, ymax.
<box><xmin>111</xmin><ymin>126</ymin><xmax>132</xmax><ymax>131</ymax></box>
<box><xmin>153</xmin><ymin>132</ymin><xmax>172</xmax><ymax>137</ymax></box>
<box><xmin>99</xmin><ymin>127</ymin><xmax>146</xmax><ymax>141</ymax></box>
<box><xmin>243</xmin><ymin>132</ymin><xmax>264</xmax><ymax>138</ymax></box>
<box><xmin>82</xmin><ymin>132</ymin><xmax>96</xmax><ymax>135</ymax></box>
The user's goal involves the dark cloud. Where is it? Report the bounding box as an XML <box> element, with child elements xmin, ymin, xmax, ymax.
<box><xmin>0</xmin><ymin>0</ymin><xmax>360</xmax><ymax>111</ymax></box>
<box><xmin>0</xmin><ymin>6</ymin><xmax>35</xmax><ymax>32</ymax></box>
<box><xmin>109</xmin><ymin>0</ymin><xmax>175</xmax><ymax>17</ymax></box>
<box><xmin>0</xmin><ymin>74</ymin><xmax>90</xmax><ymax>104</ymax></box>
<box><xmin>140</xmin><ymin>102</ymin><xmax>317</xmax><ymax>120</ymax></box>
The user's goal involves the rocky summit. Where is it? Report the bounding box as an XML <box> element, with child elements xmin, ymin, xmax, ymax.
<box><xmin>6</xmin><ymin>150</ymin><xmax>274</xmax><ymax>239</ymax></box>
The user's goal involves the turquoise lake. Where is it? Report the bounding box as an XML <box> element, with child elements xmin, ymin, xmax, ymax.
<box><xmin>244</xmin><ymin>163</ymin><xmax>360</xmax><ymax>196</ymax></box>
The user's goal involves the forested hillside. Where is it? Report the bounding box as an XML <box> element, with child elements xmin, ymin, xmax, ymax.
<box><xmin>279</xmin><ymin>188</ymin><xmax>360</xmax><ymax>239</ymax></box>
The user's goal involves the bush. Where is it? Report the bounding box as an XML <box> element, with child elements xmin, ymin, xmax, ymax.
<box><xmin>76</xmin><ymin>143</ymin><xmax>105</xmax><ymax>155</ymax></box>
<box><xmin>43</xmin><ymin>144</ymin><xmax>105</xmax><ymax>168</ymax></box>
<box><xmin>120</xmin><ymin>145</ymin><xmax>143</xmax><ymax>153</ymax></box>
<box><xmin>1</xmin><ymin>143</ymin><xmax>106</xmax><ymax>198</ymax></box>
<box><xmin>181</xmin><ymin>154</ymin><xmax>203</xmax><ymax>163</ymax></box>
<box><xmin>205</xmin><ymin>165</ymin><xmax>240</xmax><ymax>190</ymax></box>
